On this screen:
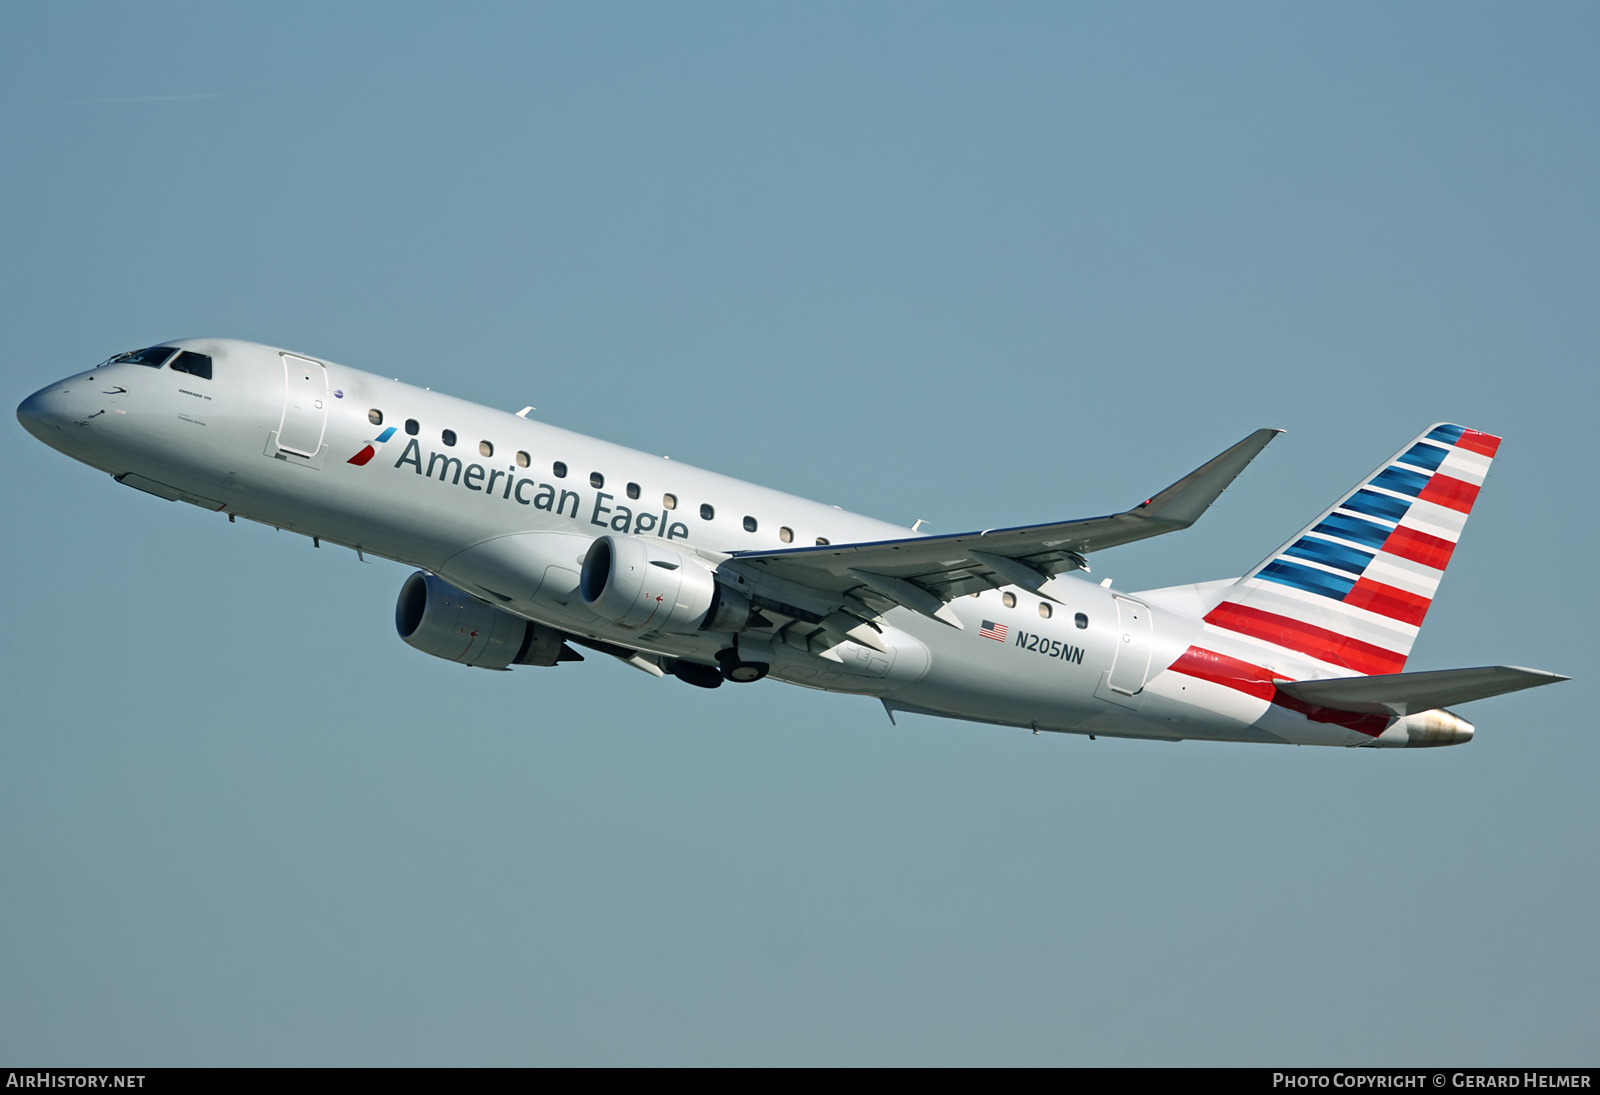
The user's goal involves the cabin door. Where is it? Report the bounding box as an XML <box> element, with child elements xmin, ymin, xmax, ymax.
<box><xmin>277</xmin><ymin>354</ymin><xmax>329</xmax><ymax>457</ymax></box>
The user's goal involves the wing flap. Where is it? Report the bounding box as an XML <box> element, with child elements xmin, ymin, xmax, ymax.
<box><xmin>1275</xmin><ymin>665</ymin><xmax>1569</xmax><ymax>715</ymax></box>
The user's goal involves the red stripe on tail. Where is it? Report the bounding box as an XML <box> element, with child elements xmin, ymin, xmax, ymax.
<box><xmin>1343</xmin><ymin>577</ymin><xmax>1431</xmax><ymax>626</ymax></box>
<box><xmin>1380</xmin><ymin>525</ymin><xmax>1455</xmax><ymax>570</ymax></box>
<box><xmin>1416</xmin><ymin>473</ymin><xmax>1479</xmax><ymax>513</ymax></box>
<box><xmin>1203</xmin><ymin>602</ymin><xmax>1407</xmax><ymax>675</ymax></box>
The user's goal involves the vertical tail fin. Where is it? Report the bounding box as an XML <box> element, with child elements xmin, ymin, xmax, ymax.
<box><xmin>1202</xmin><ymin>424</ymin><xmax>1500</xmax><ymax>676</ymax></box>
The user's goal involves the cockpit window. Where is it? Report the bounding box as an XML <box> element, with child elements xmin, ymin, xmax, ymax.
<box><xmin>169</xmin><ymin>351</ymin><xmax>213</xmax><ymax>380</ymax></box>
<box><xmin>109</xmin><ymin>346</ymin><xmax>178</xmax><ymax>368</ymax></box>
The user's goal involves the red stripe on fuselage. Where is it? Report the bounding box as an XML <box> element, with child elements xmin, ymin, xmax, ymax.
<box><xmin>1166</xmin><ymin>645</ymin><xmax>1390</xmax><ymax>737</ymax></box>
<box><xmin>1416</xmin><ymin>473</ymin><xmax>1479</xmax><ymax>513</ymax></box>
<box><xmin>1269</xmin><ymin>688</ymin><xmax>1391</xmax><ymax>736</ymax></box>
<box><xmin>1343</xmin><ymin>577</ymin><xmax>1431</xmax><ymax>626</ymax></box>
<box><xmin>1203</xmin><ymin>602</ymin><xmax>1407</xmax><ymax>675</ymax></box>
<box><xmin>1168</xmin><ymin>646</ymin><xmax>1276</xmax><ymax>700</ymax></box>
<box><xmin>1380</xmin><ymin>525</ymin><xmax>1455</xmax><ymax>570</ymax></box>
<box><xmin>347</xmin><ymin>445</ymin><xmax>376</xmax><ymax>466</ymax></box>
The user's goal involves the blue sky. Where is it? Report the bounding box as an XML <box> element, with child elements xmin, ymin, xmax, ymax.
<box><xmin>2</xmin><ymin>2</ymin><xmax>1595</xmax><ymax>1065</ymax></box>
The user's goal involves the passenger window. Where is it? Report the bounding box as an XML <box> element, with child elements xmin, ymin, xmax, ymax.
<box><xmin>405</xmin><ymin>419</ymin><xmax>419</xmax><ymax>436</ymax></box>
<box><xmin>553</xmin><ymin>461</ymin><xmax>567</xmax><ymax>478</ymax></box>
<box><xmin>663</xmin><ymin>493</ymin><xmax>677</xmax><ymax>510</ymax></box>
<box><xmin>441</xmin><ymin>429</ymin><xmax>457</xmax><ymax>447</ymax></box>
<box><xmin>779</xmin><ymin>526</ymin><xmax>793</xmax><ymax>543</ymax></box>
<box><xmin>1075</xmin><ymin>613</ymin><xmax>1089</xmax><ymax>629</ymax></box>
<box><xmin>743</xmin><ymin>516</ymin><xmax>757</xmax><ymax>533</ymax></box>
<box><xmin>169</xmin><ymin>351</ymin><xmax>213</xmax><ymax>379</ymax></box>
<box><xmin>816</xmin><ymin>537</ymin><xmax>830</xmax><ymax>546</ymax></box>
<box><xmin>1039</xmin><ymin>603</ymin><xmax>1052</xmax><ymax>619</ymax></box>
<box><xmin>369</xmin><ymin>409</ymin><xmax>383</xmax><ymax>425</ymax></box>
<box><xmin>1003</xmin><ymin>592</ymin><xmax>1016</xmax><ymax>609</ymax></box>
<box><xmin>590</xmin><ymin>472</ymin><xmax>604</xmax><ymax>488</ymax></box>
<box><xmin>700</xmin><ymin>504</ymin><xmax>715</xmax><ymax>521</ymax></box>
<box><xmin>626</xmin><ymin>482</ymin><xmax>640</xmax><ymax>500</ymax></box>
<box><xmin>515</xmin><ymin>451</ymin><xmax>530</xmax><ymax>468</ymax></box>
<box><xmin>479</xmin><ymin>440</ymin><xmax>493</xmax><ymax>458</ymax></box>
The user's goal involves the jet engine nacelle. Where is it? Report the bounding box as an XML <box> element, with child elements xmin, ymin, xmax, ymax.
<box><xmin>395</xmin><ymin>571</ymin><xmax>572</xmax><ymax>669</ymax></box>
<box><xmin>579</xmin><ymin>534</ymin><xmax>754</xmax><ymax>633</ymax></box>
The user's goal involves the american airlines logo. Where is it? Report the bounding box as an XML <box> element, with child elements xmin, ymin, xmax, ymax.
<box><xmin>347</xmin><ymin>426</ymin><xmax>397</xmax><ymax>465</ymax></box>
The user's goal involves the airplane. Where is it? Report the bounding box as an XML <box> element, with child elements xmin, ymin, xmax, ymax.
<box><xmin>16</xmin><ymin>338</ymin><xmax>1567</xmax><ymax>748</ymax></box>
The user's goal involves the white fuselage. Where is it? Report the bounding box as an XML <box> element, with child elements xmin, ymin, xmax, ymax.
<box><xmin>17</xmin><ymin>338</ymin><xmax>1436</xmax><ymax>747</ymax></box>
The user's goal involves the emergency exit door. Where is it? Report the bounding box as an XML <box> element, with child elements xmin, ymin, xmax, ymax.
<box><xmin>1108</xmin><ymin>596</ymin><xmax>1153</xmax><ymax>695</ymax></box>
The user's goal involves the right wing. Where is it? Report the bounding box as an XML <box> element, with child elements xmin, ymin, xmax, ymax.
<box><xmin>720</xmin><ymin>429</ymin><xmax>1280</xmax><ymax>641</ymax></box>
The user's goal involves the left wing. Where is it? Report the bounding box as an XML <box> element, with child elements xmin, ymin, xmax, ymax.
<box><xmin>724</xmin><ymin>428</ymin><xmax>1280</xmax><ymax>634</ymax></box>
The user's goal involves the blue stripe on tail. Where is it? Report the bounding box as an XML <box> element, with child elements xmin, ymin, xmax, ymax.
<box><xmin>1369</xmin><ymin>466</ymin><xmax>1430</xmax><ymax>497</ymax></box>
<box><xmin>1282</xmin><ymin>537</ymin><xmax>1374</xmax><ymax>576</ymax></box>
<box><xmin>1312</xmin><ymin>512</ymin><xmax>1392</xmax><ymax>549</ymax></box>
<box><xmin>1342</xmin><ymin>488</ymin><xmax>1411</xmax><ymax>523</ymax></box>
<box><xmin>1396</xmin><ymin>442</ymin><xmax>1448</xmax><ymax>472</ymax></box>
<box><xmin>1258</xmin><ymin>560</ymin><xmax>1357</xmax><ymax>600</ymax></box>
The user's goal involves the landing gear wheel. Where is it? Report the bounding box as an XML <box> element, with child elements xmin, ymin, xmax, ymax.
<box><xmin>715</xmin><ymin>648</ymin><xmax>770</xmax><ymax>684</ymax></box>
<box><xmin>720</xmin><ymin>660</ymin><xmax>769</xmax><ymax>683</ymax></box>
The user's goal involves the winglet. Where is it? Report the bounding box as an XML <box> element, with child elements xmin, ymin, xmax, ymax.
<box><xmin>1133</xmin><ymin>428</ymin><xmax>1283</xmax><ymax>529</ymax></box>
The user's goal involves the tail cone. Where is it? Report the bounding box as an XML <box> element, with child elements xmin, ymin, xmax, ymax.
<box><xmin>1398</xmin><ymin>708</ymin><xmax>1474</xmax><ymax>747</ymax></box>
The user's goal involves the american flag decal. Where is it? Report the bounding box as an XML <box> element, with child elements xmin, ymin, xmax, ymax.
<box><xmin>979</xmin><ymin>620</ymin><xmax>1008</xmax><ymax>641</ymax></box>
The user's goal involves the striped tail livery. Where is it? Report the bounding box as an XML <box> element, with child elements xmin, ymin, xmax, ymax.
<box><xmin>1209</xmin><ymin>423</ymin><xmax>1495</xmax><ymax>676</ymax></box>
<box><xmin>1160</xmin><ymin>424</ymin><xmax>1565</xmax><ymax>747</ymax></box>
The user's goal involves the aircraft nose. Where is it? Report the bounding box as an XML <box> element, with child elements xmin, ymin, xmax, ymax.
<box><xmin>16</xmin><ymin>387</ymin><xmax>63</xmax><ymax>441</ymax></box>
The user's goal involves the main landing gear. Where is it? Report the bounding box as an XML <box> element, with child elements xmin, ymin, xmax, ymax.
<box><xmin>669</xmin><ymin>660</ymin><xmax>724</xmax><ymax>689</ymax></box>
<box><xmin>667</xmin><ymin>649</ymin><xmax>770</xmax><ymax>689</ymax></box>
<box><xmin>717</xmin><ymin>647</ymin><xmax>769</xmax><ymax>683</ymax></box>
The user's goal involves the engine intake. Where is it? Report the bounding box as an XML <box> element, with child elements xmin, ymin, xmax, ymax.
<box><xmin>579</xmin><ymin>534</ymin><xmax>756</xmax><ymax>633</ymax></box>
<box><xmin>395</xmin><ymin>571</ymin><xmax>576</xmax><ymax>669</ymax></box>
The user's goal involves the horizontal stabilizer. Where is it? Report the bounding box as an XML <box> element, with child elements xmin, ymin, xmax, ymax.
<box><xmin>1275</xmin><ymin>665</ymin><xmax>1568</xmax><ymax>715</ymax></box>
